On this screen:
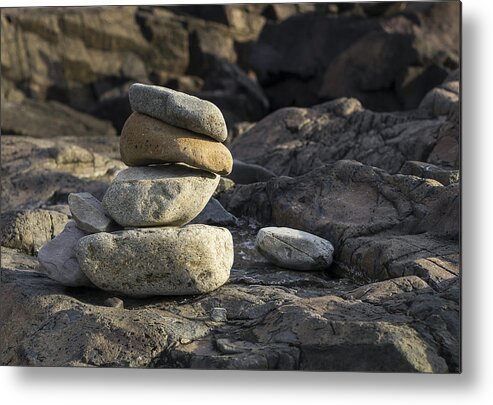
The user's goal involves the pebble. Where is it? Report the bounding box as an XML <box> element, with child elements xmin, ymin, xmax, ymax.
<box><xmin>255</xmin><ymin>226</ymin><xmax>334</xmax><ymax>271</ymax></box>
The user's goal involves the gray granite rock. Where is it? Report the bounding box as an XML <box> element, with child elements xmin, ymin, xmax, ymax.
<box><xmin>38</xmin><ymin>220</ymin><xmax>93</xmax><ymax>287</ymax></box>
<box><xmin>255</xmin><ymin>227</ymin><xmax>334</xmax><ymax>270</ymax></box>
<box><xmin>191</xmin><ymin>198</ymin><xmax>239</xmax><ymax>226</ymax></box>
<box><xmin>228</xmin><ymin>159</ymin><xmax>277</xmax><ymax>184</ymax></box>
<box><xmin>128</xmin><ymin>83</ymin><xmax>228</xmax><ymax>142</ymax></box>
<box><xmin>102</xmin><ymin>165</ymin><xmax>220</xmax><ymax>227</ymax></box>
<box><xmin>68</xmin><ymin>192</ymin><xmax>118</xmax><ymax>233</ymax></box>
<box><xmin>76</xmin><ymin>225</ymin><xmax>234</xmax><ymax>297</ymax></box>
<box><xmin>1</xmin><ymin>208</ymin><xmax>69</xmax><ymax>254</ymax></box>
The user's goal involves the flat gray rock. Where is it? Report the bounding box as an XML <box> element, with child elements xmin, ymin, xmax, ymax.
<box><xmin>255</xmin><ymin>227</ymin><xmax>334</xmax><ymax>271</ymax></box>
<box><xmin>68</xmin><ymin>192</ymin><xmax>118</xmax><ymax>233</ymax></box>
<box><xmin>191</xmin><ymin>198</ymin><xmax>239</xmax><ymax>226</ymax></box>
<box><xmin>128</xmin><ymin>83</ymin><xmax>228</xmax><ymax>142</ymax></box>
<box><xmin>102</xmin><ymin>165</ymin><xmax>220</xmax><ymax>227</ymax></box>
<box><xmin>38</xmin><ymin>220</ymin><xmax>94</xmax><ymax>287</ymax></box>
<box><xmin>76</xmin><ymin>225</ymin><xmax>234</xmax><ymax>297</ymax></box>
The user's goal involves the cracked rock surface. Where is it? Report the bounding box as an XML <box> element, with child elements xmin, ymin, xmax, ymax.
<box><xmin>0</xmin><ymin>77</ymin><xmax>459</xmax><ymax>371</ymax></box>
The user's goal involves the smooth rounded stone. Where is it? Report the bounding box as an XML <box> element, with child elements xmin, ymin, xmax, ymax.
<box><xmin>128</xmin><ymin>83</ymin><xmax>228</xmax><ymax>142</ymax></box>
<box><xmin>102</xmin><ymin>165</ymin><xmax>220</xmax><ymax>227</ymax></box>
<box><xmin>76</xmin><ymin>225</ymin><xmax>234</xmax><ymax>297</ymax></box>
<box><xmin>120</xmin><ymin>112</ymin><xmax>233</xmax><ymax>175</ymax></box>
<box><xmin>255</xmin><ymin>227</ymin><xmax>334</xmax><ymax>271</ymax></box>
<box><xmin>38</xmin><ymin>220</ymin><xmax>94</xmax><ymax>287</ymax></box>
<box><xmin>68</xmin><ymin>192</ymin><xmax>119</xmax><ymax>234</ymax></box>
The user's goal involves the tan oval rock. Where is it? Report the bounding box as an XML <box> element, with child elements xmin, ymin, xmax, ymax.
<box><xmin>76</xmin><ymin>225</ymin><xmax>234</xmax><ymax>297</ymax></box>
<box><xmin>120</xmin><ymin>112</ymin><xmax>233</xmax><ymax>175</ymax></box>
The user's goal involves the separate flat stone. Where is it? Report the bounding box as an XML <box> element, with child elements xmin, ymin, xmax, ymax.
<box><xmin>38</xmin><ymin>220</ymin><xmax>93</xmax><ymax>287</ymax></box>
<box><xmin>128</xmin><ymin>83</ymin><xmax>228</xmax><ymax>142</ymax></box>
<box><xmin>102</xmin><ymin>165</ymin><xmax>220</xmax><ymax>227</ymax></box>
<box><xmin>68</xmin><ymin>192</ymin><xmax>119</xmax><ymax>234</ymax></box>
<box><xmin>76</xmin><ymin>225</ymin><xmax>234</xmax><ymax>297</ymax></box>
<box><xmin>120</xmin><ymin>112</ymin><xmax>233</xmax><ymax>175</ymax></box>
<box><xmin>255</xmin><ymin>227</ymin><xmax>334</xmax><ymax>271</ymax></box>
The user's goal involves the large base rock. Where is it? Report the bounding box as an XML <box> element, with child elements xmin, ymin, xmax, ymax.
<box><xmin>102</xmin><ymin>165</ymin><xmax>219</xmax><ymax>227</ymax></box>
<box><xmin>76</xmin><ymin>225</ymin><xmax>234</xmax><ymax>297</ymax></box>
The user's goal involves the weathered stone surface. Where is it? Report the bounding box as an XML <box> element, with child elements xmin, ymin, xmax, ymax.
<box><xmin>251</xmin><ymin>2</ymin><xmax>459</xmax><ymax>111</ymax></box>
<box><xmin>227</xmin><ymin>160</ymin><xmax>277</xmax><ymax>184</ymax></box>
<box><xmin>221</xmin><ymin>160</ymin><xmax>459</xmax><ymax>287</ymax></box>
<box><xmin>1</xmin><ymin>208</ymin><xmax>69</xmax><ymax>254</ymax></box>
<box><xmin>400</xmin><ymin>161</ymin><xmax>459</xmax><ymax>186</ymax></box>
<box><xmin>255</xmin><ymin>227</ymin><xmax>334</xmax><ymax>271</ymax></box>
<box><xmin>38</xmin><ymin>220</ymin><xmax>93</xmax><ymax>287</ymax></box>
<box><xmin>128</xmin><ymin>83</ymin><xmax>228</xmax><ymax>141</ymax></box>
<box><xmin>120</xmin><ymin>112</ymin><xmax>233</xmax><ymax>175</ymax></box>
<box><xmin>76</xmin><ymin>225</ymin><xmax>234</xmax><ymax>297</ymax></box>
<box><xmin>1</xmin><ymin>136</ymin><xmax>124</xmax><ymax>211</ymax></box>
<box><xmin>102</xmin><ymin>165</ymin><xmax>219</xmax><ymax>227</ymax></box>
<box><xmin>231</xmin><ymin>96</ymin><xmax>459</xmax><ymax>176</ymax></box>
<box><xmin>1</xmin><ymin>225</ymin><xmax>458</xmax><ymax>371</ymax></box>
<box><xmin>191</xmin><ymin>198</ymin><xmax>239</xmax><ymax>226</ymax></box>
<box><xmin>419</xmin><ymin>75</ymin><xmax>459</xmax><ymax>122</ymax></box>
<box><xmin>68</xmin><ymin>192</ymin><xmax>118</xmax><ymax>233</ymax></box>
<box><xmin>1</xmin><ymin>99</ymin><xmax>116</xmax><ymax>138</ymax></box>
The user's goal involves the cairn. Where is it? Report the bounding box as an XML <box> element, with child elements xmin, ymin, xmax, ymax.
<box><xmin>38</xmin><ymin>84</ymin><xmax>235</xmax><ymax>297</ymax></box>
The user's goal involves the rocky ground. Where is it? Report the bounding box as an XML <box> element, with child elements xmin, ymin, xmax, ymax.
<box><xmin>0</xmin><ymin>3</ymin><xmax>460</xmax><ymax>371</ymax></box>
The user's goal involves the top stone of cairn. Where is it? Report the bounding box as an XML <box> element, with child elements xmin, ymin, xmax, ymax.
<box><xmin>128</xmin><ymin>83</ymin><xmax>228</xmax><ymax>142</ymax></box>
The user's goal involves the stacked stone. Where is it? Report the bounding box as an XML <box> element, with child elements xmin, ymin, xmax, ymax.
<box><xmin>38</xmin><ymin>84</ymin><xmax>235</xmax><ymax>297</ymax></box>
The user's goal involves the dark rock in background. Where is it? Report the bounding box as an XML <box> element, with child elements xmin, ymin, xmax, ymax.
<box><xmin>1</xmin><ymin>3</ymin><xmax>459</xmax><ymax>135</ymax></box>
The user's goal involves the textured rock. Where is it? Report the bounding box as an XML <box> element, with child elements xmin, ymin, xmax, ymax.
<box><xmin>128</xmin><ymin>83</ymin><xmax>228</xmax><ymax>141</ymax></box>
<box><xmin>0</xmin><ymin>226</ymin><xmax>458</xmax><ymax>371</ymax></box>
<box><xmin>68</xmin><ymin>192</ymin><xmax>118</xmax><ymax>233</ymax></box>
<box><xmin>120</xmin><ymin>112</ymin><xmax>233</xmax><ymax>175</ymax></box>
<box><xmin>1</xmin><ymin>135</ymin><xmax>124</xmax><ymax>211</ymax></box>
<box><xmin>221</xmin><ymin>160</ymin><xmax>459</xmax><ymax>287</ymax></box>
<box><xmin>255</xmin><ymin>227</ymin><xmax>334</xmax><ymax>271</ymax></box>
<box><xmin>102</xmin><ymin>165</ymin><xmax>219</xmax><ymax>227</ymax></box>
<box><xmin>1</xmin><ymin>99</ymin><xmax>116</xmax><ymax>138</ymax></box>
<box><xmin>191</xmin><ymin>198</ymin><xmax>239</xmax><ymax>226</ymax></box>
<box><xmin>76</xmin><ymin>225</ymin><xmax>234</xmax><ymax>297</ymax></box>
<box><xmin>251</xmin><ymin>2</ymin><xmax>459</xmax><ymax>111</ymax></box>
<box><xmin>230</xmin><ymin>96</ymin><xmax>459</xmax><ymax>176</ymax></box>
<box><xmin>400</xmin><ymin>161</ymin><xmax>459</xmax><ymax>186</ymax></box>
<box><xmin>1</xmin><ymin>208</ymin><xmax>69</xmax><ymax>254</ymax></box>
<box><xmin>228</xmin><ymin>160</ymin><xmax>277</xmax><ymax>184</ymax></box>
<box><xmin>37</xmin><ymin>220</ymin><xmax>93</xmax><ymax>287</ymax></box>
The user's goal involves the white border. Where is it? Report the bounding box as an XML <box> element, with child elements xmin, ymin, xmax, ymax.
<box><xmin>2</xmin><ymin>0</ymin><xmax>493</xmax><ymax>404</ymax></box>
